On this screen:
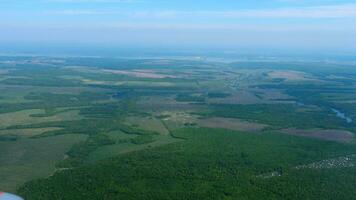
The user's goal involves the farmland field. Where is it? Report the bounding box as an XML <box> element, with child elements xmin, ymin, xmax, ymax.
<box><xmin>0</xmin><ymin>56</ymin><xmax>355</xmax><ymax>199</ymax></box>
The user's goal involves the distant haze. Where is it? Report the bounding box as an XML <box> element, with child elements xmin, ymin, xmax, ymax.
<box><xmin>1</xmin><ymin>0</ymin><xmax>356</xmax><ymax>54</ymax></box>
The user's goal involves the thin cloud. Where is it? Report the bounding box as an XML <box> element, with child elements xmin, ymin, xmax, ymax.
<box><xmin>142</xmin><ymin>4</ymin><xmax>356</xmax><ymax>19</ymax></box>
<box><xmin>43</xmin><ymin>4</ymin><xmax>356</xmax><ymax>18</ymax></box>
<box><xmin>43</xmin><ymin>10</ymin><xmax>112</xmax><ymax>15</ymax></box>
<box><xmin>46</xmin><ymin>0</ymin><xmax>139</xmax><ymax>2</ymax></box>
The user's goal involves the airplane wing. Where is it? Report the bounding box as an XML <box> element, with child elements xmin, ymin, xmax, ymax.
<box><xmin>0</xmin><ymin>192</ymin><xmax>23</xmax><ymax>200</ymax></box>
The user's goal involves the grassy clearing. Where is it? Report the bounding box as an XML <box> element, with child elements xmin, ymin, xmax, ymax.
<box><xmin>208</xmin><ymin>90</ymin><xmax>264</xmax><ymax>104</ymax></box>
<box><xmin>125</xmin><ymin>116</ymin><xmax>170</xmax><ymax>135</ymax></box>
<box><xmin>86</xmin><ymin>134</ymin><xmax>181</xmax><ymax>163</ymax></box>
<box><xmin>0</xmin><ymin>127</ymin><xmax>63</xmax><ymax>138</ymax></box>
<box><xmin>0</xmin><ymin>85</ymin><xmax>32</xmax><ymax>103</ymax></box>
<box><xmin>137</xmin><ymin>96</ymin><xmax>200</xmax><ymax>113</ymax></box>
<box><xmin>0</xmin><ymin>134</ymin><xmax>87</xmax><ymax>192</ymax></box>
<box><xmin>0</xmin><ymin>85</ymin><xmax>111</xmax><ymax>104</ymax></box>
<box><xmin>0</xmin><ymin>109</ymin><xmax>82</xmax><ymax>129</ymax></box>
<box><xmin>105</xmin><ymin>130</ymin><xmax>137</xmax><ymax>141</ymax></box>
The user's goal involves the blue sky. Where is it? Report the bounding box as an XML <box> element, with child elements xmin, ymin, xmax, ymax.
<box><xmin>1</xmin><ymin>0</ymin><xmax>356</xmax><ymax>52</ymax></box>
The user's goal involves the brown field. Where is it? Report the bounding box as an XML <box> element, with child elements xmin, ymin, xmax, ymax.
<box><xmin>268</xmin><ymin>70</ymin><xmax>311</xmax><ymax>81</ymax></box>
<box><xmin>198</xmin><ymin>117</ymin><xmax>268</xmax><ymax>132</ymax></box>
<box><xmin>281</xmin><ymin>128</ymin><xmax>354</xmax><ymax>143</ymax></box>
<box><xmin>103</xmin><ymin>69</ymin><xmax>177</xmax><ymax>79</ymax></box>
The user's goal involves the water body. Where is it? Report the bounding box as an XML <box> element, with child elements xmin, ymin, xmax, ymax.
<box><xmin>296</xmin><ymin>102</ymin><xmax>305</xmax><ymax>106</ymax></box>
<box><xmin>331</xmin><ymin>108</ymin><xmax>352</xmax><ymax>123</ymax></box>
<box><xmin>295</xmin><ymin>102</ymin><xmax>352</xmax><ymax>123</ymax></box>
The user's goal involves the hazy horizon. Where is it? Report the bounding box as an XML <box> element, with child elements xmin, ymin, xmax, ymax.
<box><xmin>1</xmin><ymin>0</ymin><xmax>356</xmax><ymax>54</ymax></box>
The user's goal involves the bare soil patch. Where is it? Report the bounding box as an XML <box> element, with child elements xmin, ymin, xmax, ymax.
<box><xmin>268</xmin><ymin>70</ymin><xmax>311</xmax><ymax>81</ymax></box>
<box><xmin>198</xmin><ymin>117</ymin><xmax>268</xmax><ymax>132</ymax></box>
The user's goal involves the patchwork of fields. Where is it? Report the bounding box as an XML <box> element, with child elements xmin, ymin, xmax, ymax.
<box><xmin>0</xmin><ymin>56</ymin><xmax>355</xmax><ymax>199</ymax></box>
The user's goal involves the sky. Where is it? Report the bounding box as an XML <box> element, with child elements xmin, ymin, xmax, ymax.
<box><xmin>1</xmin><ymin>0</ymin><xmax>356</xmax><ymax>53</ymax></box>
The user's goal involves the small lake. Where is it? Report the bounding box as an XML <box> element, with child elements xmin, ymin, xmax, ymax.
<box><xmin>331</xmin><ymin>108</ymin><xmax>352</xmax><ymax>123</ymax></box>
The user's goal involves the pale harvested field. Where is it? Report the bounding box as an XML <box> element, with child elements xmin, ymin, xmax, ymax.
<box><xmin>81</xmin><ymin>79</ymin><xmax>108</xmax><ymax>85</ymax></box>
<box><xmin>103</xmin><ymin>69</ymin><xmax>177</xmax><ymax>79</ymax></box>
<box><xmin>159</xmin><ymin>111</ymin><xmax>197</xmax><ymax>124</ymax></box>
<box><xmin>114</xmin><ymin>81</ymin><xmax>174</xmax><ymax>87</ymax></box>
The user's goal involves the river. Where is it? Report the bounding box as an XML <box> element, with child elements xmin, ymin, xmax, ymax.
<box><xmin>331</xmin><ymin>108</ymin><xmax>352</xmax><ymax>123</ymax></box>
